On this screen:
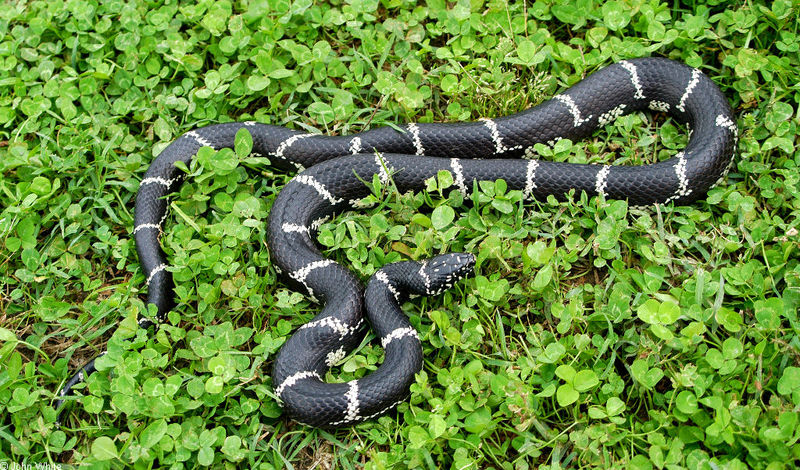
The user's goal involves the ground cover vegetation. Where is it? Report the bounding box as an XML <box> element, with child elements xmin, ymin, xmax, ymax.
<box><xmin>1</xmin><ymin>0</ymin><xmax>799</xmax><ymax>468</ymax></box>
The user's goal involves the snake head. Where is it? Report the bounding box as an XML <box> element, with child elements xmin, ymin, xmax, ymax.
<box><xmin>420</xmin><ymin>253</ymin><xmax>476</xmax><ymax>296</ymax></box>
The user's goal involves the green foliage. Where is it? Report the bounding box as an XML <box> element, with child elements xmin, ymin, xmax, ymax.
<box><xmin>1</xmin><ymin>0</ymin><xmax>799</xmax><ymax>468</ymax></box>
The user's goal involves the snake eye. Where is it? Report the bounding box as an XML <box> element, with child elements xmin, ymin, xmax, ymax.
<box><xmin>422</xmin><ymin>253</ymin><xmax>476</xmax><ymax>295</ymax></box>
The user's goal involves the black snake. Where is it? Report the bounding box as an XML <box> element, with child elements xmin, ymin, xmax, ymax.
<box><xmin>55</xmin><ymin>58</ymin><xmax>736</xmax><ymax>428</ymax></box>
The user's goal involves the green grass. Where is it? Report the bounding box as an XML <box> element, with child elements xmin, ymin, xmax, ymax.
<box><xmin>1</xmin><ymin>0</ymin><xmax>799</xmax><ymax>468</ymax></box>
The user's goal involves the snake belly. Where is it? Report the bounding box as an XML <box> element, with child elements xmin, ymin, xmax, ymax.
<box><xmin>55</xmin><ymin>57</ymin><xmax>736</xmax><ymax>428</ymax></box>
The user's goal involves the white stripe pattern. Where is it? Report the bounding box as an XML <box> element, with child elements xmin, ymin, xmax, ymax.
<box><xmin>349</xmin><ymin>137</ymin><xmax>362</xmax><ymax>154</ymax></box>
<box><xmin>156</xmin><ymin>205</ymin><xmax>170</xmax><ymax>227</ymax></box>
<box><xmin>620</xmin><ymin>61</ymin><xmax>645</xmax><ymax>99</ymax></box>
<box><xmin>418</xmin><ymin>261</ymin><xmax>431</xmax><ymax>293</ymax></box>
<box><xmin>555</xmin><ymin>95</ymin><xmax>592</xmax><ymax>127</ymax></box>
<box><xmin>713</xmin><ymin>157</ymin><xmax>736</xmax><ymax>189</ymax></box>
<box><xmin>133</xmin><ymin>223</ymin><xmax>161</xmax><ymax>234</ymax></box>
<box><xmin>186</xmin><ymin>130</ymin><xmax>214</xmax><ymax>148</ymax></box>
<box><xmin>523</xmin><ymin>159</ymin><xmax>540</xmax><ymax>199</ymax></box>
<box><xmin>134</xmin><ymin>193</ymin><xmax>172</xmax><ymax>235</ymax></box>
<box><xmin>375</xmin><ymin>270</ymin><xmax>400</xmax><ymax>301</ymax></box>
<box><xmin>310</xmin><ymin>216</ymin><xmax>330</xmax><ymax>231</ymax></box>
<box><xmin>344</xmin><ymin>381</ymin><xmax>360</xmax><ymax>422</ymax></box>
<box><xmin>291</xmin><ymin>259</ymin><xmax>335</xmax><ymax>284</ymax></box>
<box><xmin>360</xmin><ymin>399</ymin><xmax>405</xmax><ymax>422</ymax></box>
<box><xmin>598</xmin><ymin>104</ymin><xmax>627</xmax><ymax>126</ymax></box>
<box><xmin>675</xmin><ymin>152</ymin><xmax>692</xmax><ymax>198</ymax></box>
<box><xmin>374</xmin><ymin>153</ymin><xmax>390</xmax><ymax>185</ymax></box>
<box><xmin>289</xmin><ymin>259</ymin><xmax>335</xmax><ymax>298</ymax></box>
<box><xmin>481</xmin><ymin>118</ymin><xmax>523</xmax><ymax>154</ymax></box>
<box><xmin>293</xmin><ymin>175</ymin><xmax>343</xmax><ymax>205</ymax></box>
<box><xmin>298</xmin><ymin>316</ymin><xmax>353</xmax><ymax>338</ymax></box>
<box><xmin>715</xmin><ymin>114</ymin><xmax>738</xmax><ymax>138</ymax></box>
<box><xmin>275</xmin><ymin>371</ymin><xmax>321</xmax><ymax>397</ymax></box>
<box><xmin>594</xmin><ymin>165</ymin><xmax>612</xmax><ymax>197</ymax></box>
<box><xmin>274</xmin><ymin>134</ymin><xmax>312</xmax><ymax>158</ymax></box>
<box><xmin>140</xmin><ymin>176</ymin><xmax>177</xmax><ymax>187</ymax></box>
<box><xmin>663</xmin><ymin>151</ymin><xmax>692</xmax><ymax>204</ymax></box>
<box><xmin>146</xmin><ymin>263</ymin><xmax>167</xmax><ymax>285</ymax></box>
<box><xmin>243</xmin><ymin>121</ymin><xmax>257</xmax><ymax>126</ymax></box>
<box><xmin>648</xmin><ymin>100</ymin><xmax>670</xmax><ymax>112</ymax></box>
<box><xmin>282</xmin><ymin>223</ymin><xmax>309</xmax><ymax>234</ymax></box>
<box><xmin>407</xmin><ymin>123</ymin><xmax>424</xmax><ymax>155</ymax></box>
<box><xmin>325</xmin><ymin>346</ymin><xmax>347</xmax><ymax>366</ymax></box>
<box><xmin>677</xmin><ymin>69</ymin><xmax>701</xmax><ymax>113</ymax></box>
<box><xmin>381</xmin><ymin>327</ymin><xmax>419</xmax><ymax>347</ymax></box>
<box><xmin>450</xmin><ymin>158</ymin><xmax>468</xmax><ymax>196</ymax></box>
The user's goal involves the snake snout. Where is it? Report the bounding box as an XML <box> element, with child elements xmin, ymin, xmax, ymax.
<box><xmin>424</xmin><ymin>253</ymin><xmax>476</xmax><ymax>295</ymax></box>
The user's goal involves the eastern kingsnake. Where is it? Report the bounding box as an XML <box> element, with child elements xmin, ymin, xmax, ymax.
<box><xmin>55</xmin><ymin>57</ymin><xmax>736</xmax><ymax>428</ymax></box>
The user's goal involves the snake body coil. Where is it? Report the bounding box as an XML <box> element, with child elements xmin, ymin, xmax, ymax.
<box><xmin>56</xmin><ymin>58</ymin><xmax>736</xmax><ymax>428</ymax></box>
